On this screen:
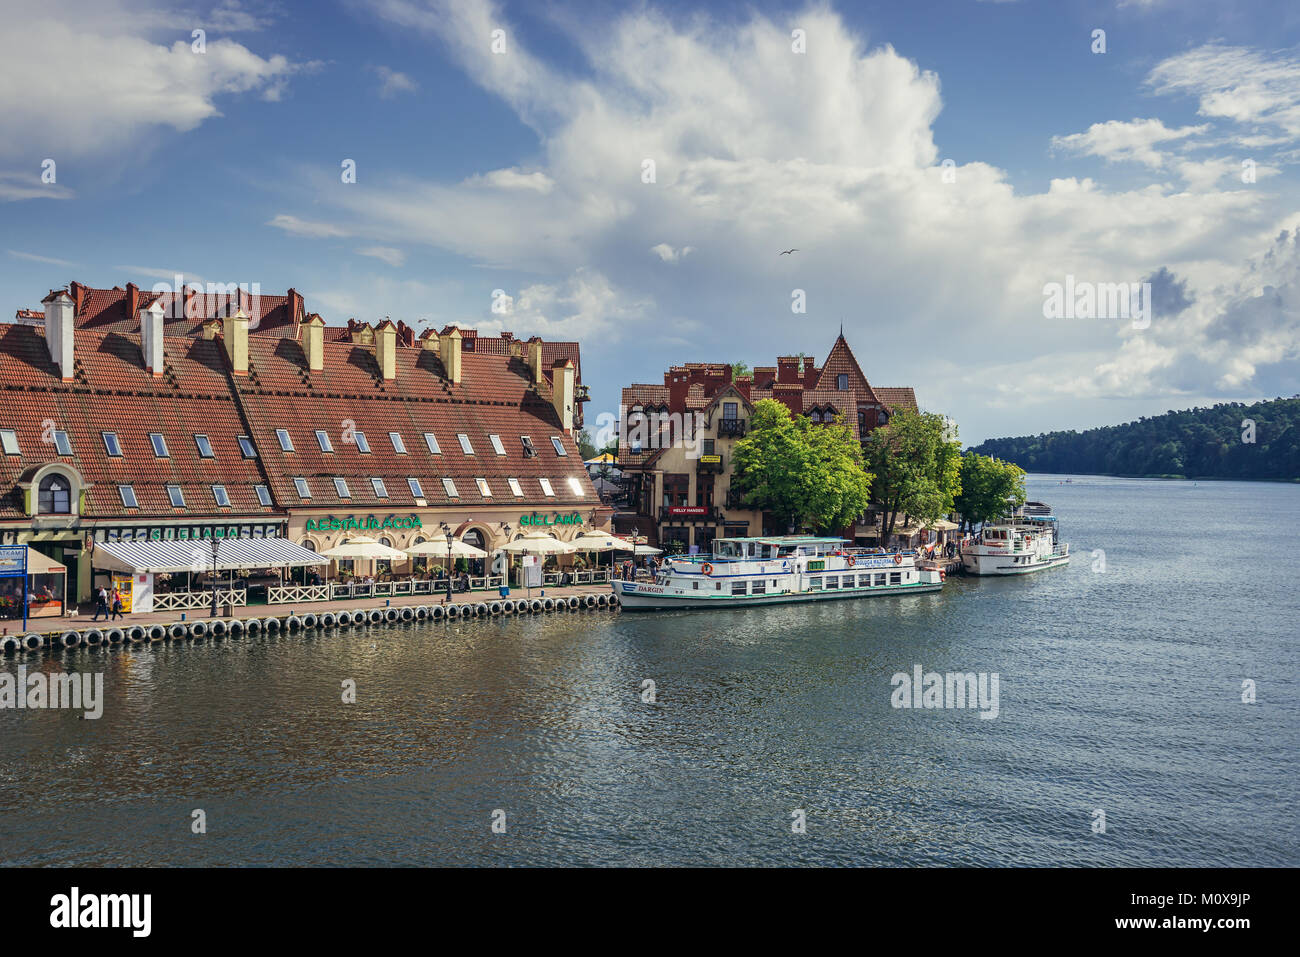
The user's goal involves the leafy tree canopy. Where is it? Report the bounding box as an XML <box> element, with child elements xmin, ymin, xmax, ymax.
<box><xmin>862</xmin><ymin>409</ymin><xmax>963</xmax><ymax>536</ymax></box>
<box><xmin>953</xmin><ymin>452</ymin><xmax>1026</xmax><ymax>530</ymax></box>
<box><xmin>731</xmin><ymin>399</ymin><xmax>874</xmax><ymax>533</ymax></box>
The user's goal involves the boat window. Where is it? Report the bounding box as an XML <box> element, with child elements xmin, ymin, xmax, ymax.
<box><xmin>731</xmin><ymin>580</ymin><xmax>747</xmax><ymax>596</ymax></box>
<box><xmin>875</xmin><ymin>573</ymin><xmax>885</xmax><ymax>586</ymax></box>
<box><xmin>808</xmin><ymin>577</ymin><xmax>821</xmax><ymax>590</ymax></box>
<box><xmin>890</xmin><ymin>572</ymin><xmax>902</xmax><ymax>585</ymax></box>
<box><xmin>751</xmin><ymin>580</ymin><xmax>766</xmax><ymax>594</ymax></box>
<box><xmin>826</xmin><ymin>576</ymin><xmax>839</xmax><ymax>589</ymax></box>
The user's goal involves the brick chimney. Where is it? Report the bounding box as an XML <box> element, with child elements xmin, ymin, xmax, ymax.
<box><xmin>140</xmin><ymin>299</ymin><xmax>166</xmax><ymax>376</ymax></box>
<box><xmin>304</xmin><ymin>314</ymin><xmax>325</xmax><ymax>372</ymax></box>
<box><xmin>551</xmin><ymin>359</ymin><xmax>576</xmax><ymax>433</ymax></box>
<box><xmin>526</xmin><ymin>338</ymin><xmax>544</xmax><ymax>385</ymax></box>
<box><xmin>374</xmin><ymin>319</ymin><xmax>397</xmax><ymax>380</ymax></box>
<box><xmin>40</xmin><ymin>289</ymin><xmax>75</xmax><ymax>381</ymax></box>
<box><xmin>126</xmin><ymin>282</ymin><xmax>140</xmax><ymax>319</ymax></box>
<box><xmin>668</xmin><ymin>369</ymin><xmax>689</xmax><ymax>413</ymax></box>
<box><xmin>777</xmin><ymin>356</ymin><xmax>801</xmax><ymax>384</ymax></box>
<box><xmin>440</xmin><ymin>326</ymin><xmax>462</xmax><ymax>384</ymax></box>
<box><xmin>222</xmin><ymin>308</ymin><xmax>249</xmax><ymax>375</ymax></box>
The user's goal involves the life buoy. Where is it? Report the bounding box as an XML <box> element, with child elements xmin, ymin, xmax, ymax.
<box><xmin>893</xmin><ymin>553</ymin><xmax>903</xmax><ymax>565</ymax></box>
<box><xmin>846</xmin><ymin>555</ymin><xmax>856</xmax><ymax>567</ymax></box>
<box><xmin>701</xmin><ymin>562</ymin><xmax>714</xmax><ymax>576</ymax></box>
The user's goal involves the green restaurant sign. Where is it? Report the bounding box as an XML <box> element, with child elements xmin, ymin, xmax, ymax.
<box><xmin>306</xmin><ymin>514</ymin><xmax>424</xmax><ymax>532</ymax></box>
<box><xmin>520</xmin><ymin>512</ymin><xmax>585</xmax><ymax>527</ymax></box>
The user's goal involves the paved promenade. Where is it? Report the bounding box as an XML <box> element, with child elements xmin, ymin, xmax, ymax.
<box><xmin>6</xmin><ymin>581</ymin><xmax>621</xmax><ymax>636</ymax></box>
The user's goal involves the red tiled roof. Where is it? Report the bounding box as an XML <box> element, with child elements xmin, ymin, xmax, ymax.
<box><xmin>233</xmin><ymin>335</ymin><xmax>599</xmax><ymax>509</ymax></box>
<box><xmin>0</xmin><ymin>325</ymin><xmax>279</xmax><ymax>519</ymax></box>
<box><xmin>51</xmin><ymin>281</ymin><xmax>302</xmax><ymax>338</ymax></box>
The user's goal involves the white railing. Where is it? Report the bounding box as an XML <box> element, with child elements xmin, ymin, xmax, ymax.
<box><xmin>267</xmin><ymin>584</ymin><xmax>332</xmax><ymax>604</ymax></box>
<box><xmin>152</xmin><ymin>590</ymin><xmax>249</xmax><ymax>611</ymax></box>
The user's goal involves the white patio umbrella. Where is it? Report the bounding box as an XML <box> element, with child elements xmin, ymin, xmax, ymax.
<box><xmin>318</xmin><ymin>535</ymin><xmax>409</xmax><ymax>561</ymax></box>
<box><xmin>634</xmin><ymin>544</ymin><xmax>663</xmax><ymax>556</ymax></box>
<box><xmin>496</xmin><ymin>531</ymin><xmax>578</xmax><ymax>555</ymax></box>
<box><xmin>570</xmin><ymin>530</ymin><xmax>635</xmax><ymax>552</ymax></box>
<box><xmin>406</xmin><ymin>538</ymin><xmax>489</xmax><ymax>559</ymax></box>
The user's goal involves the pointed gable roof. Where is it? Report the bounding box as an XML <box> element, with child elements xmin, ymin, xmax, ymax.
<box><xmin>815</xmin><ymin>334</ymin><xmax>879</xmax><ymax>403</ymax></box>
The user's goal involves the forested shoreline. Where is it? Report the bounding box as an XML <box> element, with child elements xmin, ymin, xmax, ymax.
<box><xmin>969</xmin><ymin>397</ymin><xmax>1300</xmax><ymax>482</ymax></box>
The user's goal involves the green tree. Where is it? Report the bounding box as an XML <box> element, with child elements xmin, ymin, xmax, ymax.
<box><xmin>862</xmin><ymin>409</ymin><xmax>963</xmax><ymax>537</ymax></box>
<box><xmin>731</xmin><ymin>361</ymin><xmax>751</xmax><ymax>377</ymax></box>
<box><xmin>576</xmin><ymin>428</ymin><xmax>598</xmax><ymax>460</ymax></box>
<box><xmin>953</xmin><ymin>452</ymin><xmax>1026</xmax><ymax>531</ymax></box>
<box><xmin>731</xmin><ymin>399</ymin><xmax>874</xmax><ymax>533</ymax></box>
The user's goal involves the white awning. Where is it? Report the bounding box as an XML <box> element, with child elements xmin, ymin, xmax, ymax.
<box><xmin>92</xmin><ymin>537</ymin><xmax>329</xmax><ymax>574</ymax></box>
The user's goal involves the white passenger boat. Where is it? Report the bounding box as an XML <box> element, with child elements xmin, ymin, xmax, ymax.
<box><xmin>961</xmin><ymin>507</ymin><xmax>1070</xmax><ymax>576</ymax></box>
<box><xmin>615</xmin><ymin>535</ymin><xmax>945</xmax><ymax>611</ymax></box>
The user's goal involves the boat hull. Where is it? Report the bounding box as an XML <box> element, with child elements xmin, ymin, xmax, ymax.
<box><xmin>614</xmin><ymin>579</ymin><xmax>943</xmax><ymax>611</ymax></box>
<box><xmin>961</xmin><ymin>553</ymin><xmax>1070</xmax><ymax>576</ymax></box>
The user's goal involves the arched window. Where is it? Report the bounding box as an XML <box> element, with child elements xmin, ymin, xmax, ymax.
<box><xmin>877</xmin><ymin>410</ymin><xmax>890</xmax><ymax>426</ymax></box>
<box><xmin>858</xmin><ymin>410</ymin><xmax>867</xmax><ymax>431</ymax></box>
<box><xmin>809</xmin><ymin>411</ymin><xmax>821</xmax><ymax>423</ymax></box>
<box><xmin>38</xmin><ymin>474</ymin><xmax>71</xmax><ymax>514</ymax></box>
<box><xmin>463</xmin><ymin>529</ymin><xmax>485</xmax><ymax>549</ymax></box>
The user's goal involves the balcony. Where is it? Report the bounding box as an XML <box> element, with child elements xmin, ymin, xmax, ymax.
<box><xmin>696</xmin><ymin>453</ymin><xmax>724</xmax><ymax>473</ymax></box>
<box><xmin>717</xmin><ymin>417</ymin><xmax>747</xmax><ymax>438</ymax></box>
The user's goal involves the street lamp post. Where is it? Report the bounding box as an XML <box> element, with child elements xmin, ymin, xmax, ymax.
<box><xmin>445</xmin><ymin>532</ymin><xmax>454</xmax><ymax>602</ymax></box>
<box><xmin>209</xmin><ymin>537</ymin><xmax>221</xmax><ymax>618</ymax></box>
<box><xmin>630</xmin><ymin>526</ymin><xmax>639</xmax><ymax>580</ymax></box>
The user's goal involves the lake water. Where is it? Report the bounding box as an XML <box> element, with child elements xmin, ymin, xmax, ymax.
<box><xmin>2</xmin><ymin>475</ymin><xmax>1296</xmax><ymax>866</ymax></box>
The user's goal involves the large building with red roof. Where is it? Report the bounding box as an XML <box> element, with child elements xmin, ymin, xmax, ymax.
<box><xmin>615</xmin><ymin>333</ymin><xmax>918</xmax><ymax>551</ymax></box>
<box><xmin>1</xmin><ymin>280</ymin><xmax>602</xmax><ymax>611</ymax></box>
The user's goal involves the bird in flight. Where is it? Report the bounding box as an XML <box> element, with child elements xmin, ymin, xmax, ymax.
<box><xmin>780</xmin><ymin>248</ymin><xmax>798</xmax><ymax>255</ymax></box>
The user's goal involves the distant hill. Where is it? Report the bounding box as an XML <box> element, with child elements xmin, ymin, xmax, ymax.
<box><xmin>969</xmin><ymin>397</ymin><xmax>1300</xmax><ymax>482</ymax></box>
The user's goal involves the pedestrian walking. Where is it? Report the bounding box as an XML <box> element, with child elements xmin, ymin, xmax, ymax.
<box><xmin>110</xmin><ymin>586</ymin><xmax>124</xmax><ymax>620</ymax></box>
<box><xmin>92</xmin><ymin>585</ymin><xmax>108</xmax><ymax>621</ymax></box>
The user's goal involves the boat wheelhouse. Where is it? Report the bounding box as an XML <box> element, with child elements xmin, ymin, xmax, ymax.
<box><xmin>960</xmin><ymin>506</ymin><xmax>1070</xmax><ymax>576</ymax></box>
<box><xmin>615</xmin><ymin>535</ymin><xmax>944</xmax><ymax>611</ymax></box>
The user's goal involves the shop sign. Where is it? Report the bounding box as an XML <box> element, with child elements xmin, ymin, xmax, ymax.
<box><xmin>668</xmin><ymin>506</ymin><xmax>709</xmax><ymax>516</ymax></box>
<box><xmin>520</xmin><ymin>512</ymin><xmax>584</xmax><ymax>527</ymax></box>
<box><xmin>306</xmin><ymin>514</ymin><xmax>424</xmax><ymax>532</ymax></box>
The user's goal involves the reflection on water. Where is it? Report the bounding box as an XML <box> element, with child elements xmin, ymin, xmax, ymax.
<box><xmin>1</xmin><ymin>476</ymin><xmax>1297</xmax><ymax>866</ymax></box>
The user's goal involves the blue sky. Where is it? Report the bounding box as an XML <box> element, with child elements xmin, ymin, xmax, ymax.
<box><xmin>3</xmin><ymin>0</ymin><xmax>1300</xmax><ymax>444</ymax></box>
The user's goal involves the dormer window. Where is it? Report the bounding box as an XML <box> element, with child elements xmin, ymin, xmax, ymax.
<box><xmin>38</xmin><ymin>474</ymin><xmax>71</xmax><ymax>513</ymax></box>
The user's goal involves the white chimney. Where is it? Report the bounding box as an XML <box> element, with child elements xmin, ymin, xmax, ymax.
<box><xmin>140</xmin><ymin>300</ymin><xmax>166</xmax><ymax>376</ymax></box>
<box><xmin>41</xmin><ymin>290</ymin><xmax>74</xmax><ymax>381</ymax></box>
